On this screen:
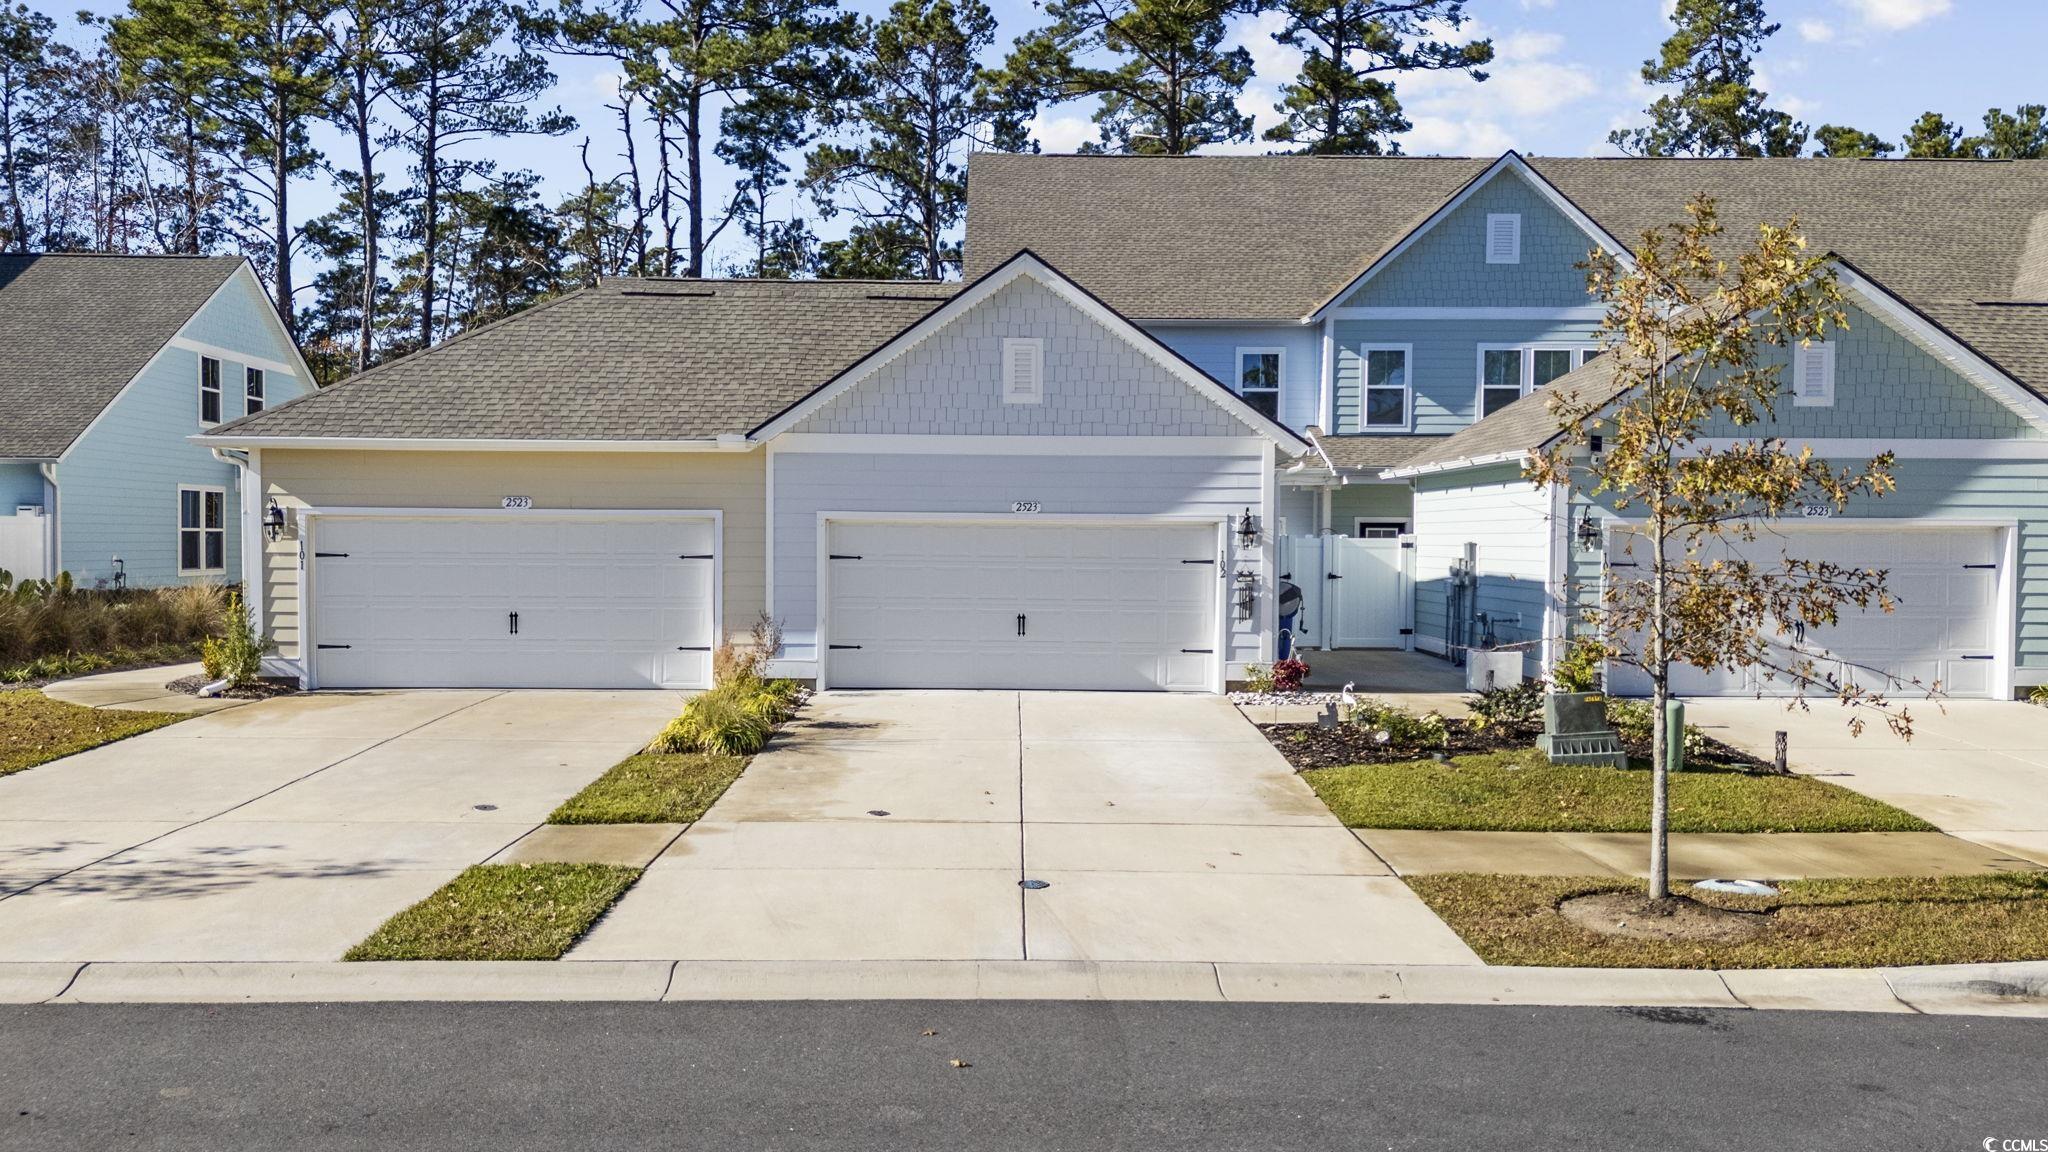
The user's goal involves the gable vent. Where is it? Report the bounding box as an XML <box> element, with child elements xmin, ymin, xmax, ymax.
<box><xmin>1003</xmin><ymin>337</ymin><xmax>1044</xmax><ymax>404</ymax></box>
<box><xmin>1793</xmin><ymin>342</ymin><xmax>1836</xmax><ymax>407</ymax></box>
<box><xmin>1486</xmin><ymin>213</ymin><xmax>1522</xmax><ymax>264</ymax></box>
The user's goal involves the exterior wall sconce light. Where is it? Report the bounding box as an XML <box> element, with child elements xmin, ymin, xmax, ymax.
<box><xmin>1236</xmin><ymin>508</ymin><xmax>1260</xmax><ymax>549</ymax></box>
<box><xmin>265</xmin><ymin>499</ymin><xmax>288</xmax><ymax>542</ymax></box>
<box><xmin>1235</xmin><ymin>569</ymin><xmax>1258</xmax><ymax>621</ymax></box>
<box><xmin>1574</xmin><ymin>509</ymin><xmax>1604</xmax><ymax>554</ymax></box>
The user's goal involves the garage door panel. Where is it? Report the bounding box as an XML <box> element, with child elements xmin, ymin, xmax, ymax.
<box><xmin>1610</xmin><ymin>524</ymin><xmax>2002</xmax><ymax>699</ymax></box>
<box><xmin>825</xmin><ymin>521</ymin><xmax>1219</xmax><ymax>692</ymax></box>
<box><xmin>311</xmin><ymin>515</ymin><xmax>715</xmax><ymax>690</ymax></box>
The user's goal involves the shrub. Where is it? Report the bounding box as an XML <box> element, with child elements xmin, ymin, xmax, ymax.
<box><xmin>1346</xmin><ymin>697</ymin><xmax>1449</xmax><ymax>750</ymax></box>
<box><xmin>711</xmin><ymin>612</ymin><xmax>786</xmax><ymax>689</ymax></box>
<box><xmin>1242</xmin><ymin>664</ymin><xmax>1276</xmax><ymax>694</ymax></box>
<box><xmin>1606</xmin><ymin>698</ymin><xmax>1709</xmax><ymax>763</ymax></box>
<box><xmin>648</xmin><ymin>685</ymin><xmax>777</xmax><ymax>757</ymax></box>
<box><xmin>1467</xmin><ymin>679</ymin><xmax>1544</xmax><ymax>731</ymax></box>
<box><xmin>1271</xmin><ymin>658</ymin><xmax>1310</xmax><ymax>693</ymax></box>
<box><xmin>0</xmin><ymin>578</ymin><xmax>228</xmax><ymax>670</ymax></box>
<box><xmin>1551</xmin><ymin>637</ymin><xmax>1605</xmax><ymax>693</ymax></box>
<box><xmin>199</xmin><ymin>591</ymin><xmax>266</xmax><ymax>686</ymax></box>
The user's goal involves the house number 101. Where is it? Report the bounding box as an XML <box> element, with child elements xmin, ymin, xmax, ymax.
<box><xmin>1011</xmin><ymin>501</ymin><xmax>1041</xmax><ymax>514</ymax></box>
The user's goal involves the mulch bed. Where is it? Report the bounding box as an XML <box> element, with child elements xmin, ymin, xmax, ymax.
<box><xmin>1260</xmin><ymin>717</ymin><xmax>1771</xmax><ymax>772</ymax></box>
<box><xmin>164</xmin><ymin>674</ymin><xmax>300</xmax><ymax>700</ymax></box>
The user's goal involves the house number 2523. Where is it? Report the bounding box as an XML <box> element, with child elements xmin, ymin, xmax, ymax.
<box><xmin>501</xmin><ymin>495</ymin><xmax>534</xmax><ymax>510</ymax></box>
<box><xmin>1011</xmin><ymin>501</ymin><xmax>1041</xmax><ymax>514</ymax></box>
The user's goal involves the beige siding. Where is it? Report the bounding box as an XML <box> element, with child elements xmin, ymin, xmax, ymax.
<box><xmin>258</xmin><ymin>449</ymin><xmax>765</xmax><ymax>664</ymax></box>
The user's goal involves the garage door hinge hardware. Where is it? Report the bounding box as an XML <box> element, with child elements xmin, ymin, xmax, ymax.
<box><xmin>314</xmin><ymin>551</ymin><xmax>349</xmax><ymax>558</ymax></box>
<box><xmin>676</xmin><ymin>646</ymin><xmax>711</xmax><ymax>651</ymax></box>
<box><xmin>1609</xmin><ymin>561</ymin><xmax>1640</xmax><ymax>568</ymax></box>
<box><xmin>1963</xmin><ymin>563</ymin><xmax>1998</xmax><ymax>570</ymax></box>
<box><xmin>1181</xmin><ymin>648</ymin><xmax>1213</xmax><ymax>654</ymax></box>
<box><xmin>829</xmin><ymin>553</ymin><xmax>862</xmax><ymax>560</ymax></box>
<box><xmin>829</xmin><ymin>644</ymin><xmax>863</xmax><ymax>650</ymax></box>
<box><xmin>317</xmin><ymin>643</ymin><xmax>351</xmax><ymax>650</ymax></box>
<box><xmin>678</xmin><ymin>553</ymin><xmax>714</xmax><ymax>560</ymax></box>
<box><xmin>1181</xmin><ymin>558</ymin><xmax>1215</xmax><ymax>564</ymax></box>
<box><xmin>1962</xmin><ymin>654</ymin><xmax>1994</xmax><ymax>660</ymax></box>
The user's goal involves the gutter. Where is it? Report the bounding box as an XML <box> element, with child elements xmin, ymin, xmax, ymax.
<box><xmin>1379</xmin><ymin>448</ymin><xmax>1529</xmax><ymax>481</ymax></box>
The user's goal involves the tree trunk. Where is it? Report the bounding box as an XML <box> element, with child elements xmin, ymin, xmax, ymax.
<box><xmin>418</xmin><ymin>80</ymin><xmax>441</xmax><ymax>350</ymax></box>
<box><xmin>181</xmin><ymin>108</ymin><xmax>200</xmax><ymax>254</ymax></box>
<box><xmin>354</xmin><ymin>70</ymin><xmax>378</xmax><ymax>372</ymax></box>
<box><xmin>1648</xmin><ymin>514</ymin><xmax>1670</xmax><ymax>899</ymax></box>
<box><xmin>684</xmin><ymin>90</ymin><xmax>703</xmax><ymax>277</ymax></box>
<box><xmin>273</xmin><ymin>90</ymin><xmax>294</xmax><ymax>335</ymax></box>
<box><xmin>1</xmin><ymin>86</ymin><xmax>27</xmax><ymax>251</ymax></box>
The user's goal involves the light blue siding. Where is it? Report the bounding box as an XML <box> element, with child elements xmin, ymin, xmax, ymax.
<box><xmin>1699</xmin><ymin>301</ymin><xmax>2037</xmax><ymax>440</ymax></box>
<box><xmin>1341</xmin><ymin>168</ymin><xmax>1602</xmax><ymax>310</ymax></box>
<box><xmin>0</xmin><ymin>460</ymin><xmax>44</xmax><ymax>509</ymax></box>
<box><xmin>771</xmin><ymin>451</ymin><xmax>1266</xmax><ymax>668</ymax></box>
<box><xmin>57</xmin><ymin>270</ymin><xmax>310</xmax><ymax>588</ymax></box>
<box><xmin>1144</xmin><ymin>323</ymin><xmax>1322</xmax><ymax>431</ymax></box>
<box><xmin>1332</xmin><ymin>318</ymin><xmax>1602</xmax><ymax>433</ymax></box>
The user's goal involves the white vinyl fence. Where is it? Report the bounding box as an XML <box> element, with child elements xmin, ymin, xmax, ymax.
<box><xmin>0</xmin><ymin>509</ymin><xmax>48</xmax><ymax>583</ymax></box>
<box><xmin>1279</xmin><ymin>534</ymin><xmax>1413</xmax><ymax>651</ymax></box>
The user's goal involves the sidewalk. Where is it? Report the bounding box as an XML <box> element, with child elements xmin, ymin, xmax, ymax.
<box><xmin>1357</xmin><ymin>829</ymin><xmax>2044</xmax><ymax>878</ymax></box>
<box><xmin>39</xmin><ymin>663</ymin><xmax>248</xmax><ymax>715</ymax></box>
<box><xmin>4</xmin><ymin>957</ymin><xmax>2043</xmax><ymax>1016</ymax></box>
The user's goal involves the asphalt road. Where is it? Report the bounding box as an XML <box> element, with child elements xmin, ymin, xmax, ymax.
<box><xmin>3</xmin><ymin>1001</ymin><xmax>2043</xmax><ymax>1151</ymax></box>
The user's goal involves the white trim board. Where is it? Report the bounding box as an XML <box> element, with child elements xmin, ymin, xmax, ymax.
<box><xmin>749</xmin><ymin>251</ymin><xmax>1314</xmax><ymax>453</ymax></box>
<box><xmin>1326</xmin><ymin>306</ymin><xmax>1609</xmax><ymax>321</ymax></box>
<box><xmin>168</xmin><ymin>336</ymin><xmax>304</xmax><ymax>380</ymax></box>
<box><xmin>768</xmin><ymin>433</ymin><xmax>1271</xmax><ymax>456</ymax></box>
<box><xmin>1306</xmin><ymin>152</ymin><xmax>1632</xmax><ymax>323</ymax></box>
<box><xmin>1686</xmin><ymin>438</ymin><xmax>2048</xmax><ymax>459</ymax></box>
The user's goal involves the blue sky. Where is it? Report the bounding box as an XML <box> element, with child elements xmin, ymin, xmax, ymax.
<box><xmin>61</xmin><ymin>0</ymin><xmax>2048</xmax><ymax>274</ymax></box>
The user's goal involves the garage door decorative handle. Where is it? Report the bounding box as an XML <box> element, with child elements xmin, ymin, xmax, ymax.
<box><xmin>508</xmin><ymin>612</ymin><xmax>518</xmax><ymax>635</ymax></box>
<box><xmin>1017</xmin><ymin>614</ymin><xmax>1027</xmax><ymax>636</ymax></box>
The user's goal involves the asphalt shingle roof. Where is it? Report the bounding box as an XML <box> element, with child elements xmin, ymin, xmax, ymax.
<box><xmin>1313</xmin><ymin>433</ymin><xmax>1451</xmax><ymax>473</ymax></box>
<box><xmin>214</xmin><ymin>278</ymin><xmax>959</xmax><ymax>441</ymax></box>
<box><xmin>964</xmin><ymin>154</ymin><xmax>2048</xmax><ymax>395</ymax></box>
<box><xmin>0</xmin><ymin>253</ymin><xmax>245</xmax><ymax>458</ymax></box>
<box><xmin>1388</xmin><ymin>354</ymin><xmax>1632</xmax><ymax>475</ymax></box>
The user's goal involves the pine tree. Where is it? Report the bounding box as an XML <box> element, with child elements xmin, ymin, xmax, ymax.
<box><xmin>0</xmin><ymin>3</ymin><xmax>57</xmax><ymax>250</ymax></box>
<box><xmin>1901</xmin><ymin>111</ymin><xmax>1969</xmax><ymax>158</ymax></box>
<box><xmin>1609</xmin><ymin>0</ymin><xmax>1806</xmax><ymax>158</ymax></box>
<box><xmin>1262</xmin><ymin>0</ymin><xmax>1491</xmax><ymax>155</ymax></box>
<box><xmin>1812</xmin><ymin>124</ymin><xmax>1891</xmax><ymax>158</ymax></box>
<box><xmin>322</xmin><ymin>0</ymin><xmax>400</xmax><ymax>370</ymax></box>
<box><xmin>804</xmin><ymin>0</ymin><xmax>1028</xmax><ymax>279</ymax></box>
<box><xmin>998</xmin><ymin>0</ymin><xmax>1251</xmax><ymax>155</ymax></box>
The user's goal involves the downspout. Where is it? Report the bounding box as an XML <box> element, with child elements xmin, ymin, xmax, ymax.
<box><xmin>36</xmin><ymin>462</ymin><xmax>58</xmax><ymax>581</ymax></box>
<box><xmin>210</xmin><ymin>447</ymin><xmax>264</xmax><ymax>637</ymax></box>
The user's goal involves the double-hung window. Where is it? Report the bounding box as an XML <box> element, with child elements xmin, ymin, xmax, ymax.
<box><xmin>1361</xmin><ymin>345</ymin><xmax>1411</xmax><ymax>429</ymax></box>
<box><xmin>199</xmin><ymin>356</ymin><xmax>222</xmax><ymax>425</ymax></box>
<box><xmin>1235</xmin><ymin>348</ymin><xmax>1282</xmax><ymax>419</ymax></box>
<box><xmin>1477</xmin><ymin>344</ymin><xmax>1602</xmax><ymax>420</ymax></box>
<box><xmin>179</xmin><ymin>486</ymin><xmax>226</xmax><ymax>574</ymax></box>
<box><xmin>1479</xmin><ymin>347</ymin><xmax>1525</xmax><ymax>417</ymax></box>
<box><xmin>245</xmin><ymin>367</ymin><xmax>266</xmax><ymax>414</ymax></box>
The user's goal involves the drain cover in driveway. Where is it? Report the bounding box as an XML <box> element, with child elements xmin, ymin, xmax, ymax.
<box><xmin>1019</xmin><ymin>879</ymin><xmax>1051</xmax><ymax>890</ymax></box>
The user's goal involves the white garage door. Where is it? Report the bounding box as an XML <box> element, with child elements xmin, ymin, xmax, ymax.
<box><xmin>1608</xmin><ymin>524</ymin><xmax>2003</xmax><ymax>698</ymax></box>
<box><xmin>824</xmin><ymin>520</ymin><xmax>1221</xmax><ymax>691</ymax></box>
<box><xmin>309</xmin><ymin>514</ymin><xmax>716</xmax><ymax>689</ymax></box>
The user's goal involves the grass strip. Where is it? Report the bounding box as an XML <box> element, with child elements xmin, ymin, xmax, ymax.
<box><xmin>1407</xmin><ymin>871</ymin><xmax>2048</xmax><ymax>968</ymax></box>
<box><xmin>1302</xmin><ymin>748</ymin><xmax>1934</xmax><ymax>833</ymax></box>
<box><xmin>344</xmin><ymin>863</ymin><xmax>642</xmax><ymax>961</ymax></box>
<box><xmin>547</xmin><ymin>752</ymin><xmax>747</xmax><ymax>825</ymax></box>
<box><xmin>0</xmin><ymin>689</ymin><xmax>185</xmax><ymax>778</ymax></box>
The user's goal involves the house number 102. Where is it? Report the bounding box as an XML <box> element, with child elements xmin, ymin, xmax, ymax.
<box><xmin>1011</xmin><ymin>501</ymin><xmax>1041</xmax><ymax>514</ymax></box>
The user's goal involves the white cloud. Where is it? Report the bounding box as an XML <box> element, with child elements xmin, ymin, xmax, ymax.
<box><xmin>1796</xmin><ymin>18</ymin><xmax>1835</xmax><ymax>42</ymax></box>
<box><xmin>1841</xmin><ymin>0</ymin><xmax>1952</xmax><ymax>30</ymax></box>
<box><xmin>1404</xmin><ymin>116</ymin><xmax>1516</xmax><ymax>155</ymax></box>
<box><xmin>1029</xmin><ymin>111</ymin><xmax>1097</xmax><ymax>154</ymax></box>
<box><xmin>1233</xmin><ymin>9</ymin><xmax>1304</xmax><ymax>86</ymax></box>
<box><xmin>1390</xmin><ymin>24</ymin><xmax>1601</xmax><ymax>153</ymax></box>
<box><xmin>1518</xmin><ymin>0</ymin><xmax>1557</xmax><ymax>8</ymax></box>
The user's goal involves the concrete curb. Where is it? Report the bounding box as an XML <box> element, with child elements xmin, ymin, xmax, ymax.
<box><xmin>8</xmin><ymin>959</ymin><xmax>2046</xmax><ymax>1014</ymax></box>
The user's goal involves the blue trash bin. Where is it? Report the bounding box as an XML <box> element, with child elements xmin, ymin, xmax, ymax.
<box><xmin>1276</xmin><ymin>580</ymin><xmax>1303</xmax><ymax>661</ymax></box>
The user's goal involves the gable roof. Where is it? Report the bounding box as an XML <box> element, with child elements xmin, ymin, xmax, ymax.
<box><xmin>1385</xmin><ymin>353</ymin><xmax>1629</xmax><ymax>477</ymax></box>
<box><xmin>207</xmin><ymin>278</ymin><xmax>960</xmax><ymax>444</ymax></box>
<box><xmin>964</xmin><ymin>153</ymin><xmax>2048</xmax><ymax>396</ymax></box>
<box><xmin>1312</xmin><ymin>432</ymin><xmax>1451</xmax><ymax>474</ymax></box>
<box><xmin>750</xmin><ymin>250</ymin><xmax>1314</xmax><ymax>450</ymax></box>
<box><xmin>0</xmin><ymin>253</ymin><xmax>247</xmax><ymax>458</ymax></box>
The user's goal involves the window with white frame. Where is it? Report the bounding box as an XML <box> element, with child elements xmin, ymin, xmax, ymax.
<box><xmin>1355</xmin><ymin>520</ymin><xmax>1408</xmax><ymax>539</ymax></box>
<box><xmin>1792</xmin><ymin>341</ymin><xmax>1835</xmax><ymax>407</ymax></box>
<box><xmin>1002</xmin><ymin>337</ymin><xmax>1043</xmax><ymax>404</ymax></box>
<box><xmin>1477</xmin><ymin>343</ymin><xmax>1602</xmax><ymax>420</ymax></box>
<box><xmin>178</xmin><ymin>486</ymin><xmax>226</xmax><ymax>573</ymax></box>
<box><xmin>1362</xmin><ymin>345</ymin><xmax>1410</xmax><ymax>429</ymax></box>
<box><xmin>245</xmin><ymin>366</ymin><xmax>266</xmax><ymax>414</ymax></box>
<box><xmin>1235</xmin><ymin>348</ymin><xmax>1282</xmax><ymax>419</ymax></box>
<box><xmin>1485</xmin><ymin>213</ymin><xmax>1521</xmax><ymax>264</ymax></box>
<box><xmin>199</xmin><ymin>356</ymin><xmax>222</xmax><ymax>424</ymax></box>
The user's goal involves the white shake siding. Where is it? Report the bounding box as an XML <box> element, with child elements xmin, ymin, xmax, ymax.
<box><xmin>771</xmin><ymin>450</ymin><xmax>1269</xmax><ymax>670</ymax></box>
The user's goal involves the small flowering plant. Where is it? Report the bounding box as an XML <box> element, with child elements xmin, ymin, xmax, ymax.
<box><xmin>1271</xmin><ymin>658</ymin><xmax>1311</xmax><ymax>693</ymax></box>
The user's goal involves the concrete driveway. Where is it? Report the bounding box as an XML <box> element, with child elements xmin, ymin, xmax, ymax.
<box><xmin>1687</xmin><ymin>699</ymin><xmax>2048</xmax><ymax>867</ymax></box>
<box><xmin>0</xmin><ymin>690</ymin><xmax>678</xmax><ymax>961</ymax></box>
<box><xmin>572</xmin><ymin>691</ymin><xmax>1478</xmax><ymax>966</ymax></box>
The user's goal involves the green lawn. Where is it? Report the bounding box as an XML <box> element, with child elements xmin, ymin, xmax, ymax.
<box><xmin>548</xmin><ymin>752</ymin><xmax>748</xmax><ymax>825</ymax></box>
<box><xmin>0</xmin><ymin>689</ymin><xmax>185</xmax><ymax>778</ymax></box>
<box><xmin>1408</xmin><ymin>871</ymin><xmax>2048</xmax><ymax>968</ymax></box>
<box><xmin>345</xmin><ymin>863</ymin><xmax>642</xmax><ymax>961</ymax></box>
<box><xmin>1302</xmin><ymin>748</ymin><xmax>1934</xmax><ymax>833</ymax></box>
